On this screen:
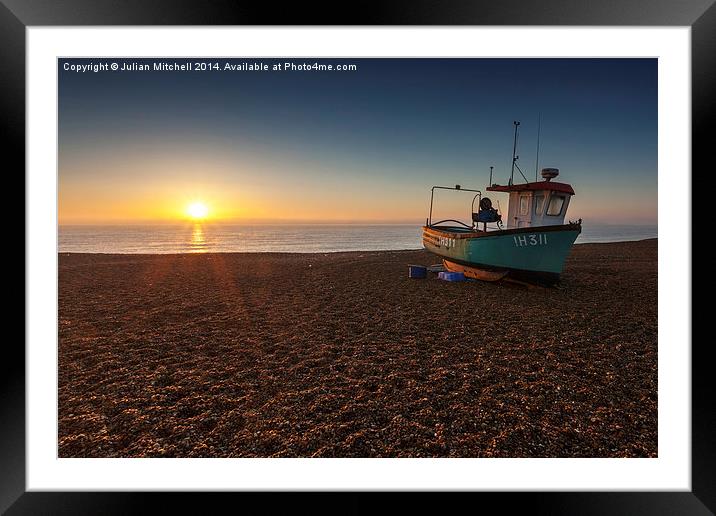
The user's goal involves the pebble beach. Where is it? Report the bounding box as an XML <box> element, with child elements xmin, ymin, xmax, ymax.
<box><xmin>58</xmin><ymin>239</ymin><xmax>657</xmax><ymax>457</ymax></box>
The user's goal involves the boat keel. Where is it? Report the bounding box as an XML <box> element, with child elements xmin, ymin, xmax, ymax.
<box><xmin>442</xmin><ymin>259</ymin><xmax>560</xmax><ymax>287</ymax></box>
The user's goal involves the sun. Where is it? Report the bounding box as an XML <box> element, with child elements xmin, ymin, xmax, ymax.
<box><xmin>186</xmin><ymin>201</ymin><xmax>209</xmax><ymax>220</ymax></box>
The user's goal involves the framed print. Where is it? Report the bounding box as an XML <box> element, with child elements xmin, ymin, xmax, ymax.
<box><xmin>6</xmin><ymin>0</ymin><xmax>713</xmax><ymax>513</ymax></box>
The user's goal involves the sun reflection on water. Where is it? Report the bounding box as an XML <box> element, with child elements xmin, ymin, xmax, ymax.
<box><xmin>190</xmin><ymin>224</ymin><xmax>208</xmax><ymax>252</ymax></box>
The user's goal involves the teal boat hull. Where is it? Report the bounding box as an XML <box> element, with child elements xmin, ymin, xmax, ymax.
<box><xmin>422</xmin><ymin>223</ymin><xmax>581</xmax><ymax>285</ymax></box>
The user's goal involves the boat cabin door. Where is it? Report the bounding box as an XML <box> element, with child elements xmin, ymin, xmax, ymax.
<box><xmin>508</xmin><ymin>191</ymin><xmax>533</xmax><ymax>229</ymax></box>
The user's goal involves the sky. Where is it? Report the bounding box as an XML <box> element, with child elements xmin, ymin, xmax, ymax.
<box><xmin>58</xmin><ymin>58</ymin><xmax>657</xmax><ymax>225</ymax></box>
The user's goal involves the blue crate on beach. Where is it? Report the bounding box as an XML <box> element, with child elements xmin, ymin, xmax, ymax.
<box><xmin>438</xmin><ymin>271</ymin><xmax>465</xmax><ymax>282</ymax></box>
<box><xmin>408</xmin><ymin>265</ymin><xmax>427</xmax><ymax>279</ymax></box>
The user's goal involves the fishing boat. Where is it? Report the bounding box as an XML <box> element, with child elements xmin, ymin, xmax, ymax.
<box><xmin>422</xmin><ymin>121</ymin><xmax>582</xmax><ymax>286</ymax></box>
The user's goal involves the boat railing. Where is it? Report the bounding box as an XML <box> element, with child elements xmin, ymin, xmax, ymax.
<box><xmin>427</xmin><ymin>185</ymin><xmax>481</xmax><ymax>228</ymax></box>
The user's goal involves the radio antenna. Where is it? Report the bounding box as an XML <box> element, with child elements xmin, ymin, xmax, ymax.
<box><xmin>535</xmin><ymin>113</ymin><xmax>542</xmax><ymax>182</ymax></box>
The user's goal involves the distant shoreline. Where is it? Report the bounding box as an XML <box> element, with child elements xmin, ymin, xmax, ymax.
<box><xmin>57</xmin><ymin>237</ymin><xmax>658</xmax><ymax>256</ymax></box>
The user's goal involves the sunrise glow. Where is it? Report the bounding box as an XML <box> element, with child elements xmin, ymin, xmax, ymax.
<box><xmin>58</xmin><ymin>59</ymin><xmax>658</xmax><ymax>225</ymax></box>
<box><xmin>186</xmin><ymin>201</ymin><xmax>209</xmax><ymax>220</ymax></box>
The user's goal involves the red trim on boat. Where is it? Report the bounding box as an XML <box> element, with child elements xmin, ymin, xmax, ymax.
<box><xmin>422</xmin><ymin>222</ymin><xmax>581</xmax><ymax>240</ymax></box>
<box><xmin>486</xmin><ymin>181</ymin><xmax>575</xmax><ymax>195</ymax></box>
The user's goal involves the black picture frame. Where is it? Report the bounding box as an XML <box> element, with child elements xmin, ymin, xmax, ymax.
<box><xmin>6</xmin><ymin>1</ymin><xmax>712</xmax><ymax>513</ymax></box>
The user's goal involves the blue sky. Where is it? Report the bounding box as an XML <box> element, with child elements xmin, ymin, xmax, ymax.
<box><xmin>59</xmin><ymin>58</ymin><xmax>657</xmax><ymax>224</ymax></box>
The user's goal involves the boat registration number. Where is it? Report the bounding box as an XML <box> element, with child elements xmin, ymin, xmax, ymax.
<box><xmin>513</xmin><ymin>234</ymin><xmax>547</xmax><ymax>247</ymax></box>
<box><xmin>438</xmin><ymin>236</ymin><xmax>456</xmax><ymax>248</ymax></box>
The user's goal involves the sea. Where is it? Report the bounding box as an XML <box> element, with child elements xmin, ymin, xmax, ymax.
<box><xmin>58</xmin><ymin>223</ymin><xmax>658</xmax><ymax>254</ymax></box>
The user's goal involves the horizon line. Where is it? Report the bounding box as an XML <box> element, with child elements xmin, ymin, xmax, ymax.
<box><xmin>57</xmin><ymin>220</ymin><xmax>658</xmax><ymax>227</ymax></box>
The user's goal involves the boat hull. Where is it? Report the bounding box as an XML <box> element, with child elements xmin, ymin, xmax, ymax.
<box><xmin>422</xmin><ymin>224</ymin><xmax>581</xmax><ymax>285</ymax></box>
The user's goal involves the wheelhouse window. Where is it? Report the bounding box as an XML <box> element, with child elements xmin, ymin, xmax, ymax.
<box><xmin>547</xmin><ymin>195</ymin><xmax>565</xmax><ymax>216</ymax></box>
<box><xmin>534</xmin><ymin>195</ymin><xmax>545</xmax><ymax>215</ymax></box>
<box><xmin>519</xmin><ymin>196</ymin><xmax>530</xmax><ymax>215</ymax></box>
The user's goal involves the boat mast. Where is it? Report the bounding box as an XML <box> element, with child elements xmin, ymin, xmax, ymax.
<box><xmin>534</xmin><ymin>113</ymin><xmax>541</xmax><ymax>182</ymax></box>
<box><xmin>489</xmin><ymin>166</ymin><xmax>493</xmax><ymax>187</ymax></box>
<box><xmin>510</xmin><ymin>120</ymin><xmax>520</xmax><ymax>185</ymax></box>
